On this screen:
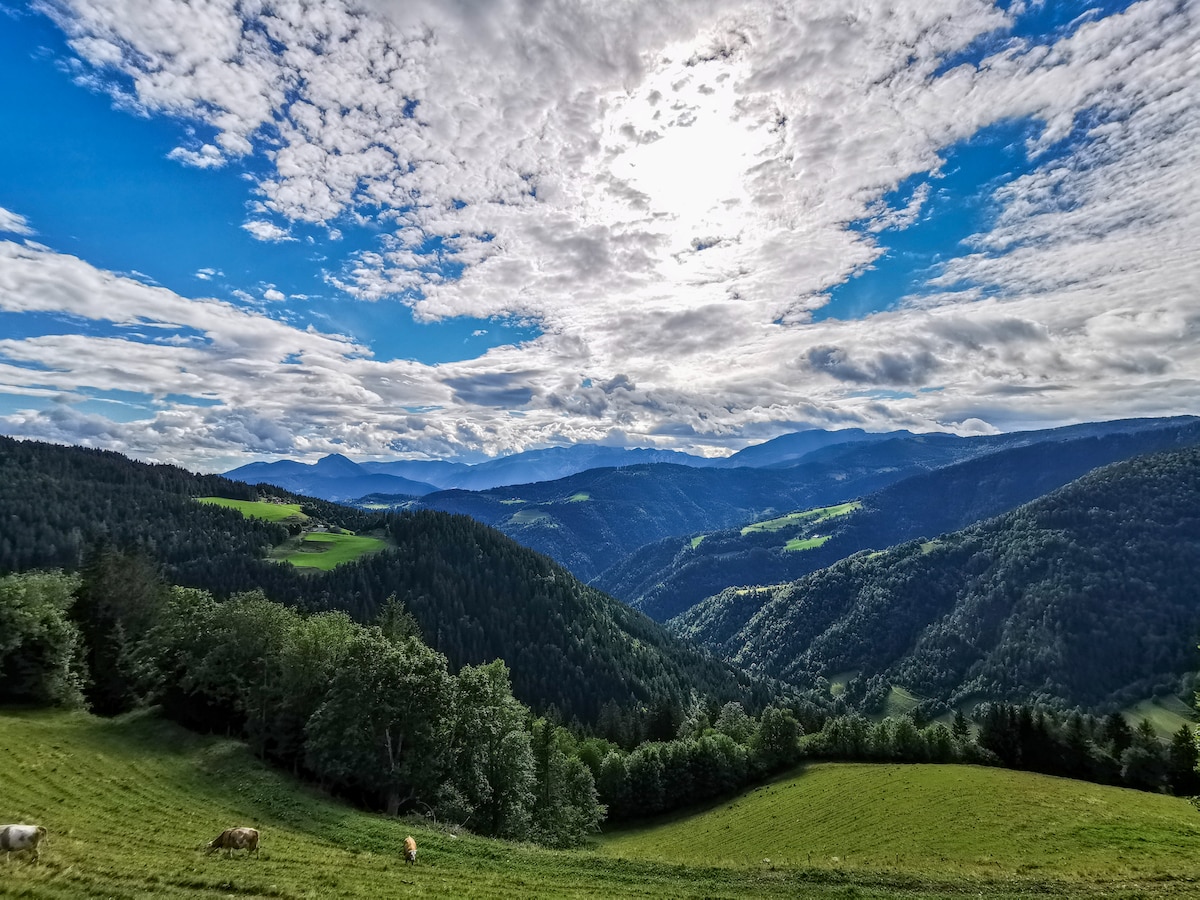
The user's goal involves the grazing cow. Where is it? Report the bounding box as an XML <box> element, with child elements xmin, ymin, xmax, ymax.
<box><xmin>206</xmin><ymin>827</ymin><xmax>260</xmax><ymax>858</ymax></box>
<box><xmin>0</xmin><ymin>824</ymin><xmax>47</xmax><ymax>864</ymax></box>
<box><xmin>403</xmin><ymin>835</ymin><xmax>417</xmax><ymax>866</ymax></box>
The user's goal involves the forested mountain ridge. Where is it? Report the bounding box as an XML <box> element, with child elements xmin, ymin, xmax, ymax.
<box><xmin>673</xmin><ymin>446</ymin><xmax>1200</xmax><ymax>714</ymax></box>
<box><xmin>411</xmin><ymin>462</ymin><xmax>913</xmax><ymax>583</ymax></box>
<box><xmin>0</xmin><ymin>436</ymin><xmax>760</xmax><ymax>722</ymax></box>
<box><xmin>407</xmin><ymin>417</ymin><xmax>1198</xmax><ymax>584</ymax></box>
<box><xmin>600</xmin><ymin>421</ymin><xmax>1200</xmax><ymax>622</ymax></box>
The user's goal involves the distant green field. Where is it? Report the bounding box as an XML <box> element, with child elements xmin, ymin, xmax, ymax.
<box><xmin>567</xmin><ymin>492</ymin><xmax>590</xmax><ymax>502</ymax></box>
<box><xmin>280</xmin><ymin>531</ymin><xmax>388</xmax><ymax>570</ymax></box>
<box><xmin>9</xmin><ymin>710</ymin><xmax>1161</xmax><ymax>900</ymax></box>
<box><xmin>741</xmin><ymin>502</ymin><xmax>861</xmax><ymax>536</ymax></box>
<box><xmin>1123</xmin><ymin>695</ymin><xmax>1198</xmax><ymax>740</ymax></box>
<box><xmin>882</xmin><ymin>685</ymin><xmax>924</xmax><ymax>718</ymax></box>
<box><xmin>197</xmin><ymin>497</ymin><xmax>308</xmax><ymax>522</ymax></box>
<box><xmin>826</xmin><ymin>670</ymin><xmax>860</xmax><ymax>697</ymax></box>
<box><xmin>783</xmin><ymin>534</ymin><xmax>830</xmax><ymax>552</ymax></box>
<box><xmin>690</xmin><ymin>534</ymin><xmax>707</xmax><ymax>549</ymax></box>
<box><xmin>506</xmin><ymin>508</ymin><xmax>555</xmax><ymax>527</ymax></box>
<box><xmin>600</xmin><ymin>762</ymin><xmax>1200</xmax><ymax>888</ymax></box>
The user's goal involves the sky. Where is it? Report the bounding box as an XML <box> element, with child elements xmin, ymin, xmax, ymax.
<box><xmin>0</xmin><ymin>0</ymin><xmax>1197</xmax><ymax>472</ymax></box>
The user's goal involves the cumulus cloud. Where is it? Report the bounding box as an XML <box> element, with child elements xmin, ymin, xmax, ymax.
<box><xmin>167</xmin><ymin>143</ymin><xmax>225</xmax><ymax>168</ymax></box>
<box><xmin>6</xmin><ymin>0</ymin><xmax>1198</xmax><ymax>465</ymax></box>
<box><xmin>241</xmin><ymin>220</ymin><xmax>295</xmax><ymax>242</ymax></box>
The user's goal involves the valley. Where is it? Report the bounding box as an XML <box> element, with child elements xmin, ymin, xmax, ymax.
<box><xmin>5</xmin><ymin>423</ymin><xmax>1200</xmax><ymax>898</ymax></box>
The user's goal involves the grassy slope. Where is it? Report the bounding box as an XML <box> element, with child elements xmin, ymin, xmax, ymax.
<box><xmin>740</xmin><ymin>502</ymin><xmax>861</xmax><ymax>537</ymax></box>
<box><xmin>5</xmin><ymin>713</ymin><xmax>1200</xmax><ymax>899</ymax></box>
<box><xmin>600</xmin><ymin>762</ymin><xmax>1200</xmax><ymax>887</ymax></box>
<box><xmin>197</xmin><ymin>497</ymin><xmax>309</xmax><ymax>523</ymax></box>
<box><xmin>281</xmin><ymin>532</ymin><xmax>388</xmax><ymax>570</ymax></box>
<box><xmin>199</xmin><ymin>498</ymin><xmax>388</xmax><ymax>571</ymax></box>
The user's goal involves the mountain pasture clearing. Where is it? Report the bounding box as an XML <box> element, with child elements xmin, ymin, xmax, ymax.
<box><xmin>1123</xmin><ymin>695</ymin><xmax>1197</xmax><ymax>740</ymax></box>
<box><xmin>740</xmin><ymin>501</ymin><xmax>861</xmax><ymax>536</ymax></box>
<box><xmin>278</xmin><ymin>531</ymin><xmax>388</xmax><ymax>570</ymax></box>
<box><xmin>197</xmin><ymin>497</ymin><xmax>309</xmax><ymax>523</ymax></box>
<box><xmin>784</xmin><ymin>534</ymin><xmax>831</xmax><ymax>552</ymax></box>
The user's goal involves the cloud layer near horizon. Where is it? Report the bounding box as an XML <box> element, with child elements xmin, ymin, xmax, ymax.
<box><xmin>4</xmin><ymin>0</ymin><xmax>1198</xmax><ymax>470</ymax></box>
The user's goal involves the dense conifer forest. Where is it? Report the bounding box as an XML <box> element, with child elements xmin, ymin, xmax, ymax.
<box><xmin>0</xmin><ymin>436</ymin><xmax>761</xmax><ymax>723</ymax></box>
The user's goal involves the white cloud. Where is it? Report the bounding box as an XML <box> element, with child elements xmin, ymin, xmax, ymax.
<box><xmin>241</xmin><ymin>220</ymin><xmax>295</xmax><ymax>242</ymax></box>
<box><xmin>167</xmin><ymin>143</ymin><xmax>225</xmax><ymax>168</ymax></box>
<box><xmin>263</xmin><ymin>287</ymin><xmax>285</xmax><ymax>302</ymax></box>
<box><xmin>0</xmin><ymin>207</ymin><xmax>34</xmax><ymax>236</ymax></box>
<box><xmin>10</xmin><ymin>0</ymin><xmax>1200</xmax><ymax>466</ymax></box>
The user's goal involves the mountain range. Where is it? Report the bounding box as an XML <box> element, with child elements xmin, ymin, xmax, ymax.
<box><xmin>413</xmin><ymin>417</ymin><xmax>1200</xmax><ymax>584</ymax></box>
<box><xmin>597</xmin><ymin>419</ymin><xmax>1200</xmax><ymax>622</ymax></box>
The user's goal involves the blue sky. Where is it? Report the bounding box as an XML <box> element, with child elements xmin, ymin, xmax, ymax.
<box><xmin>0</xmin><ymin>9</ymin><xmax>538</xmax><ymax>368</ymax></box>
<box><xmin>0</xmin><ymin>0</ymin><xmax>1196</xmax><ymax>470</ymax></box>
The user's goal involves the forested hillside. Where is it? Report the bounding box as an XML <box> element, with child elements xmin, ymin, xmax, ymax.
<box><xmin>601</xmin><ymin>421</ymin><xmax>1200</xmax><ymax>622</ymax></box>
<box><xmin>415</xmin><ymin>456</ymin><xmax>945</xmax><ymax>583</ymax></box>
<box><xmin>0</xmin><ymin>437</ymin><xmax>760</xmax><ymax>723</ymax></box>
<box><xmin>674</xmin><ymin>446</ymin><xmax>1200</xmax><ymax>713</ymax></box>
<box><xmin>410</xmin><ymin>417</ymin><xmax>1198</xmax><ymax>584</ymax></box>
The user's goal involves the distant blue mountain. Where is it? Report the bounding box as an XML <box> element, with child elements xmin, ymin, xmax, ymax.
<box><xmin>224</xmin><ymin>456</ymin><xmax>439</xmax><ymax>501</ymax></box>
<box><xmin>222</xmin><ymin>418</ymin><xmax>1200</xmax><ymax>510</ymax></box>
<box><xmin>716</xmin><ymin>428</ymin><xmax>912</xmax><ymax>469</ymax></box>
<box><xmin>442</xmin><ymin>445</ymin><xmax>708</xmax><ymax>491</ymax></box>
<box><xmin>224</xmin><ymin>443</ymin><xmax>710</xmax><ymax>499</ymax></box>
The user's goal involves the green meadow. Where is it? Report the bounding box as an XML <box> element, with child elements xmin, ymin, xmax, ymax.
<box><xmin>5</xmin><ymin>710</ymin><xmax>1200</xmax><ymax>899</ymax></box>
<box><xmin>600</xmin><ymin>761</ymin><xmax>1200</xmax><ymax>887</ymax></box>
<box><xmin>197</xmin><ymin>497</ymin><xmax>309</xmax><ymax>523</ymax></box>
<box><xmin>783</xmin><ymin>534</ymin><xmax>831</xmax><ymax>552</ymax></box>
<box><xmin>1124</xmin><ymin>695</ymin><xmax>1197</xmax><ymax>740</ymax></box>
<box><xmin>740</xmin><ymin>502</ymin><xmax>861</xmax><ymax>536</ymax></box>
<box><xmin>200</xmin><ymin>497</ymin><xmax>388</xmax><ymax>570</ymax></box>
<box><xmin>278</xmin><ymin>531</ymin><xmax>388</xmax><ymax>570</ymax></box>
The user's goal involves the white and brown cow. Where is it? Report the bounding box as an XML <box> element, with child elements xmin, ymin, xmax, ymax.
<box><xmin>0</xmin><ymin>824</ymin><xmax>47</xmax><ymax>864</ymax></box>
<box><xmin>205</xmin><ymin>826</ymin><xmax>260</xmax><ymax>858</ymax></box>
<box><xmin>403</xmin><ymin>835</ymin><xmax>417</xmax><ymax>866</ymax></box>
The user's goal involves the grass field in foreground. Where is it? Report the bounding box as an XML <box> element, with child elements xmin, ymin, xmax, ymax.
<box><xmin>279</xmin><ymin>531</ymin><xmax>388</xmax><ymax>570</ymax></box>
<box><xmin>599</xmin><ymin>761</ymin><xmax>1200</xmax><ymax>884</ymax></box>
<box><xmin>5</xmin><ymin>711</ymin><xmax>1200</xmax><ymax>899</ymax></box>
<box><xmin>197</xmin><ymin>497</ymin><xmax>309</xmax><ymax>523</ymax></box>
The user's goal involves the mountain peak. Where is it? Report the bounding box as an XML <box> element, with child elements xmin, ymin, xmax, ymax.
<box><xmin>313</xmin><ymin>453</ymin><xmax>362</xmax><ymax>477</ymax></box>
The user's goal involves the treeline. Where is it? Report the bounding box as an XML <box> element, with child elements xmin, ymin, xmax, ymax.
<box><xmin>594</xmin><ymin>700</ymin><xmax>805</xmax><ymax>820</ymax></box>
<box><xmin>0</xmin><ymin>436</ymin><xmax>762</xmax><ymax>725</ymax></box>
<box><xmin>0</xmin><ymin>565</ymin><xmax>604</xmax><ymax>846</ymax></box>
<box><xmin>805</xmin><ymin>704</ymin><xmax>1200</xmax><ymax>796</ymax></box>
